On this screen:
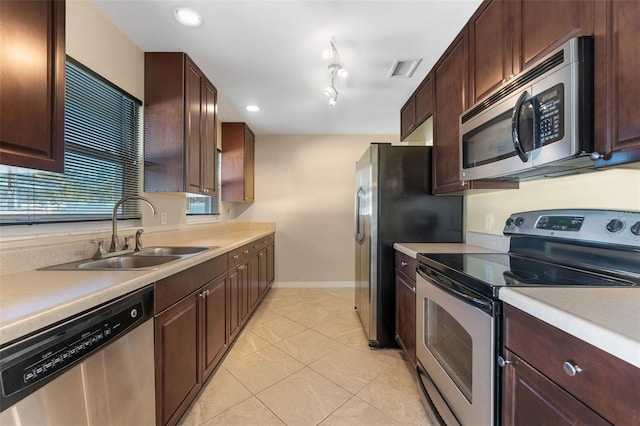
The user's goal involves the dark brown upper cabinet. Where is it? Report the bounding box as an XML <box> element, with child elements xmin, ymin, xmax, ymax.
<box><xmin>0</xmin><ymin>0</ymin><xmax>65</xmax><ymax>173</ymax></box>
<box><xmin>400</xmin><ymin>74</ymin><xmax>433</xmax><ymax>141</ymax></box>
<box><xmin>592</xmin><ymin>0</ymin><xmax>640</xmax><ymax>167</ymax></box>
<box><xmin>513</xmin><ymin>0</ymin><xmax>594</xmax><ymax>74</ymax></box>
<box><xmin>433</xmin><ymin>29</ymin><xmax>470</xmax><ymax>194</ymax></box>
<box><xmin>221</xmin><ymin>122</ymin><xmax>255</xmax><ymax>202</ymax></box>
<box><xmin>468</xmin><ymin>0</ymin><xmax>515</xmax><ymax>105</ymax></box>
<box><xmin>144</xmin><ymin>52</ymin><xmax>217</xmax><ymax>195</ymax></box>
<box><xmin>469</xmin><ymin>0</ymin><xmax>593</xmax><ymax>106</ymax></box>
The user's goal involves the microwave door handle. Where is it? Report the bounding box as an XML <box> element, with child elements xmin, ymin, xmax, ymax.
<box><xmin>511</xmin><ymin>90</ymin><xmax>530</xmax><ymax>162</ymax></box>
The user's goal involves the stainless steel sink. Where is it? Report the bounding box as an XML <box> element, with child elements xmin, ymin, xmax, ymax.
<box><xmin>133</xmin><ymin>246</ymin><xmax>212</xmax><ymax>256</ymax></box>
<box><xmin>41</xmin><ymin>246</ymin><xmax>213</xmax><ymax>271</ymax></box>
<box><xmin>77</xmin><ymin>255</ymin><xmax>181</xmax><ymax>270</ymax></box>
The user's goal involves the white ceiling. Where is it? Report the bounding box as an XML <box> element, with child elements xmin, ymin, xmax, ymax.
<box><xmin>90</xmin><ymin>0</ymin><xmax>483</xmax><ymax>135</ymax></box>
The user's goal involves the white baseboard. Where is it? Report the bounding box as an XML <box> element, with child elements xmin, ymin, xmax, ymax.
<box><xmin>272</xmin><ymin>281</ymin><xmax>355</xmax><ymax>289</ymax></box>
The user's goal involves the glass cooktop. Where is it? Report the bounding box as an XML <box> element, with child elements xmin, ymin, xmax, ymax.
<box><xmin>417</xmin><ymin>253</ymin><xmax>637</xmax><ymax>298</ymax></box>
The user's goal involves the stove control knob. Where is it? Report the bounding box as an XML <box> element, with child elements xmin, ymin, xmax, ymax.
<box><xmin>606</xmin><ymin>219</ymin><xmax>624</xmax><ymax>233</ymax></box>
<box><xmin>631</xmin><ymin>221</ymin><xmax>640</xmax><ymax>236</ymax></box>
<box><xmin>505</xmin><ymin>217</ymin><xmax>514</xmax><ymax>227</ymax></box>
<box><xmin>514</xmin><ymin>217</ymin><xmax>525</xmax><ymax>227</ymax></box>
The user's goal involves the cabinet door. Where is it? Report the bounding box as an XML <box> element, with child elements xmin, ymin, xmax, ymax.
<box><xmin>202</xmin><ymin>275</ymin><xmax>228</xmax><ymax>379</ymax></box>
<box><xmin>502</xmin><ymin>350</ymin><xmax>610</xmax><ymax>426</ymax></box>
<box><xmin>513</xmin><ymin>0</ymin><xmax>594</xmax><ymax>73</ymax></box>
<box><xmin>414</xmin><ymin>75</ymin><xmax>433</xmax><ymax>125</ymax></box>
<box><xmin>244</xmin><ymin>126</ymin><xmax>255</xmax><ymax>202</ymax></box>
<box><xmin>185</xmin><ymin>59</ymin><xmax>203</xmax><ymax>194</ymax></box>
<box><xmin>593</xmin><ymin>0</ymin><xmax>640</xmax><ymax>167</ymax></box>
<box><xmin>0</xmin><ymin>0</ymin><xmax>65</xmax><ymax>173</ymax></box>
<box><xmin>395</xmin><ymin>271</ymin><xmax>416</xmax><ymax>366</ymax></box>
<box><xmin>248</xmin><ymin>254</ymin><xmax>260</xmax><ymax>309</ymax></box>
<box><xmin>155</xmin><ymin>293</ymin><xmax>201</xmax><ymax>426</ymax></box>
<box><xmin>400</xmin><ymin>97</ymin><xmax>415</xmax><ymax>141</ymax></box>
<box><xmin>228</xmin><ymin>268</ymin><xmax>241</xmax><ymax>341</ymax></box>
<box><xmin>433</xmin><ymin>29</ymin><xmax>469</xmax><ymax>194</ymax></box>
<box><xmin>239</xmin><ymin>263</ymin><xmax>250</xmax><ymax>323</ymax></box>
<box><xmin>266</xmin><ymin>244</ymin><xmax>275</xmax><ymax>286</ymax></box>
<box><xmin>202</xmin><ymin>80</ymin><xmax>217</xmax><ymax>194</ymax></box>
<box><xmin>258</xmin><ymin>250</ymin><xmax>268</xmax><ymax>296</ymax></box>
<box><xmin>469</xmin><ymin>0</ymin><xmax>514</xmax><ymax>105</ymax></box>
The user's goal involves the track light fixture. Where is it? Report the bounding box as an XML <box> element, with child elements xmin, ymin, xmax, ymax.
<box><xmin>323</xmin><ymin>41</ymin><xmax>347</xmax><ymax>106</ymax></box>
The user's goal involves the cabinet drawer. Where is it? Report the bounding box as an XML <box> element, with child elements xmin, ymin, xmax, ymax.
<box><xmin>155</xmin><ymin>254</ymin><xmax>228</xmax><ymax>313</ymax></box>
<box><xmin>229</xmin><ymin>244</ymin><xmax>251</xmax><ymax>268</ymax></box>
<box><xmin>504</xmin><ymin>305</ymin><xmax>640</xmax><ymax>425</ymax></box>
<box><xmin>249</xmin><ymin>238</ymin><xmax>267</xmax><ymax>255</ymax></box>
<box><xmin>395</xmin><ymin>251</ymin><xmax>417</xmax><ymax>281</ymax></box>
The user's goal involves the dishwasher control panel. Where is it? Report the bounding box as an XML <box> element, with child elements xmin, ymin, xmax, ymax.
<box><xmin>0</xmin><ymin>286</ymin><xmax>153</xmax><ymax>411</ymax></box>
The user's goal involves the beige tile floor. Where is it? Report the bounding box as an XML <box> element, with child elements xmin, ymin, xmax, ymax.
<box><xmin>178</xmin><ymin>287</ymin><xmax>432</xmax><ymax>426</ymax></box>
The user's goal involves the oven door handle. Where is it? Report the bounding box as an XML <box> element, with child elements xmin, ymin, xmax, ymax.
<box><xmin>417</xmin><ymin>267</ymin><xmax>493</xmax><ymax>314</ymax></box>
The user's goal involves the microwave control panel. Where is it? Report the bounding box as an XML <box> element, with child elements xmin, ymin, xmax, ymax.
<box><xmin>534</xmin><ymin>83</ymin><xmax>564</xmax><ymax>146</ymax></box>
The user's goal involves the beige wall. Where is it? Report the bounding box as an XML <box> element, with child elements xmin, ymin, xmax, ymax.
<box><xmin>232</xmin><ymin>135</ymin><xmax>400</xmax><ymax>284</ymax></box>
<box><xmin>467</xmin><ymin>168</ymin><xmax>640</xmax><ymax>235</ymax></box>
<box><xmin>66</xmin><ymin>0</ymin><xmax>144</xmax><ymax>100</ymax></box>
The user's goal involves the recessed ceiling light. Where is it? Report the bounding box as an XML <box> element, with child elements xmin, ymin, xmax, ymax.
<box><xmin>174</xmin><ymin>8</ymin><xmax>203</xmax><ymax>27</ymax></box>
<box><xmin>246</xmin><ymin>105</ymin><xmax>260</xmax><ymax>112</ymax></box>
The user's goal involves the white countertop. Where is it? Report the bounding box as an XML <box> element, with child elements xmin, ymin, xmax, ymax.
<box><xmin>0</xmin><ymin>229</ymin><xmax>273</xmax><ymax>346</ymax></box>
<box><xmin>395</xmin><ymin>242</ymin><xmax>640</xmax><ymax>368</ymax></box>
<box><xmin>393</xmin><ymin>242</ymin><xmax>502</xmax><ymax>258</ymax></box>
<box><xmin>500</xmin><ymin>287</ymin><xmax>640</xmax><ymax>368</ymax></box>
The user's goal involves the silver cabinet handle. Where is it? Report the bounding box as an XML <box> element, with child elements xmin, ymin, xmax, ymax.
<box><xmin>563</xmin><ymin>362</ymin><xmax>583</xmax><ymax>377</ymax></box>
<box><xmin>412</xmin><ymin>286</ymin><xmax>416</xmax><ymax>293</ymax></box>
<box><xmin>401</xmin><ymin>261</ymin><xmax>408</xmax><ymax>267</ymax></box>
<box><xmin>258</xmin><ymin>252</ymin><xmax>264</xmax><ymax>257</ymax></box>
<box><xmin>497</xmin><ymin>356</ymin><xmax>511</xmax><ymax>368</ymax></box>
<box><xmin>232</xmin><ymin>255</ymin><xmax>239</xmax><ymax>259</ymax></box>
<box><xmin>243</xmin><ymin>249</ymin><xmax>250</xmax><ymax>254</ymax></box>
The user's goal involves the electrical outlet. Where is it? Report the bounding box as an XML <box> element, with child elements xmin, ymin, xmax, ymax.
<box><xmin>485</xmin><ymin>214</ymin><xmax>494</xmax><ymax>232</ymax></box>
<box><xmin>161</xmin><ymin>211</ymin><xmax>167</xmax><ymax>225</ymax></box>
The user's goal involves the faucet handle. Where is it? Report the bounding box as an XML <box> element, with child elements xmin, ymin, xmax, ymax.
<box><xmin>123</xmin><ymin>235</ymin><xmax>136</xmax><ymax>250</ymax></box>
<box><xmin>90</xmin><ymin>240</ymin><xmax>107</xmax><ymax>259</ymax></box>
<box><xmin>135</xmin><ymin>228</ymin><xmax>145</xmax><ymax>251</ymax></box>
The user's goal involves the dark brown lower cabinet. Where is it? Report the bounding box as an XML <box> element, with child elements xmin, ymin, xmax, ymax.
<box><xmin>228</xmin><ymin>261</ymin><xmax>250</xmax><ymax>342</ymax></box>
<box><xmin>248</xmin><ymin>254</ymin><xmax>260</xmax><ymax>309</ymax></box>
<box><xmin>155</xmin><ymin>234</ymin><xmax>275</xmax><ymax>426</ymax></box>
<box><xmin>202</xmin><ymin>275</ymin><xmax>228</xmax><ymax>379</ymax></box>
<box><xmin>266</xmin><ymin>243</ymin><xmax>275</xmax><ymax>287</ymax></box>
<box><xmin>258</xmin><ymin>250</ymin><xmax>268</xmax><ymax>296</ymax></box>
<box><xmin>394</xmin><ymin>271</ymin><xmax>416</xmax><ymax>366</ymax></box>
<box><xmin>502</xmin><ymin>304</ymin><xmax>640</xmax><ymax>425</ymax></box>
<box><xmin>394</xmin><ymin>251</ymin><xmax>417</xmax><ymax>366</ymax></box>
<box><xmin>155</xmin><ymin>293</ymin><xmax>201</xmax><ymax>426</ymax></box>
<box><xmin>502</xmin><ymin>349</ymin><xmax>609</xmax><ymax>426</ymax></box>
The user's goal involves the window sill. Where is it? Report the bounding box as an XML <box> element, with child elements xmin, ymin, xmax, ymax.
<box><xmin>186</xmin><ymin>215</ymin><xmax>221</xmax><ymax>226</ymax></box>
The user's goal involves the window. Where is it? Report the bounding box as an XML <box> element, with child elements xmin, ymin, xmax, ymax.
<box><xmin>185</xmin><ymin>149</ymin><xmax>221</xmax><ymax>216</ymax></box>
<box><xmin>0</xmin><ymin>58</ymin><xmax>142</xmax><ymax>225</ymax></box>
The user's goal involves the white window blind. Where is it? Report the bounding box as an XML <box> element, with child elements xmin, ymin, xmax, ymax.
<box><xmin>0</xmin><ymin>58</ymin><xmax>142</xmax><ymax>225</ymax></box>
<box><xmin>185</xmin><ymin>149</ymin><xmax>221</xmax><ymax>216</ymax></box>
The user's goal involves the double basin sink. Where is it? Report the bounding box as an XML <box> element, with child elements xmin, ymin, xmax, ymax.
<box><xmin>43</xmin><ymin>246</ymin><xmax>213</xmax><ymax>271</ymax></box>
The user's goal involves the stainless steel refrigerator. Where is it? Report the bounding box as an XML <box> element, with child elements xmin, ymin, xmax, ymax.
<box><xmin>354</xmin><ymin>143</ymin><xmax>463</xmax><ymax>348</ymax></box>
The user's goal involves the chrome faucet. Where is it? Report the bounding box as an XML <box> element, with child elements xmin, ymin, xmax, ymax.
<box><xmin>110</xmin><ymin>196</ymin><xmax>157</xmax><ymax>252</ymax></box>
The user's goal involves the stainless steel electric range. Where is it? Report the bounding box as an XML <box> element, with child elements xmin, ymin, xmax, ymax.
<box><xmin>414</xmin><ymin>209</ymin><xmax>639</xmax><ymax>426</ymax></box>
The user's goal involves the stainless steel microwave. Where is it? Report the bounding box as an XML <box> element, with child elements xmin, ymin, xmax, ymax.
<box><xmin>460</xmin><ymin>37</ymin><xmax>594</xmax><ymax>181</ymax></box>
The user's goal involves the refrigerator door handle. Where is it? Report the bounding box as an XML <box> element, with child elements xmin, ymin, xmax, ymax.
<box><xmin>354</xmin><ymin>187</ymin><xmax>365</xmax><ymax>244</ymax></box>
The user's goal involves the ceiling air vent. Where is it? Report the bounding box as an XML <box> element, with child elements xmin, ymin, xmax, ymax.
<box><xmin>387</xmin><ymin>59</ymin><xmax>422</xmax><ymax>78</ymax></box>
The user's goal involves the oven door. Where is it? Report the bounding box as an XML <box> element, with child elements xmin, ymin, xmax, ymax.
<box><xmin>416</xmin><ymin>266</ymin><xmax>495</xmax><ymax>425</ymax></box>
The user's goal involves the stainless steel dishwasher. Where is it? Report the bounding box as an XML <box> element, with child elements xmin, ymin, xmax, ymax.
<box><xmin>0</xmin><ymin>285</ymin><xmax>155</xmax><ymax>426</ymax></box>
